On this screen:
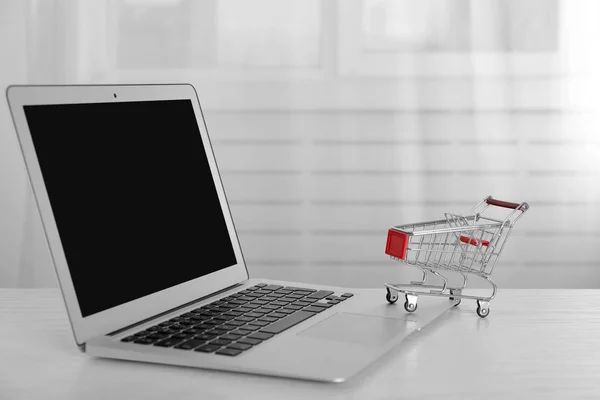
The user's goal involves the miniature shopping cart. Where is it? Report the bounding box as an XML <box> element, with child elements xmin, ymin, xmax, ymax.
<box><xmin>384</xmin><ymin>196</ymin><xmax>529</xmax><ymax>318</ymax></box>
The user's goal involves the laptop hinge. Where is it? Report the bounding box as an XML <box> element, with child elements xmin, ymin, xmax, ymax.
<box><xmin>107</xmin><ymin>282</ymin><xmax>243</xmax><ymax>337</ymax></box>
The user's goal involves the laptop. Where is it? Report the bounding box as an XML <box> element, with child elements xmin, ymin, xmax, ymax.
<box><xmin>6</xmin><ymin>84</ymin><xmax>453</xmax><ymax>383</ymax></box>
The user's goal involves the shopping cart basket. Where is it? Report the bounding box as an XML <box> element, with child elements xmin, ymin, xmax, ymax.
<box><xmin>384</xmin><ymin>195</ymin><xmax>529</xmax><ymax>318</ymax></box>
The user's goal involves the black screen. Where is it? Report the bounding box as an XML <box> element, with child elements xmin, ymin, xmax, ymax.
<box><xmin>24</xmin><ymin>100</ymin><xmax>237</xmax><ymax>317</ymax></box>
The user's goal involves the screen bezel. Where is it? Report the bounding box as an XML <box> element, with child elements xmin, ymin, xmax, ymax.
<box><xmin>6</xmin><ymin>84</ymin><xmax>249</xmax><ymax>345</ymax></box>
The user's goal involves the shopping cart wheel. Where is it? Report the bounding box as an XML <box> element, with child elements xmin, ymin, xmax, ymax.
<box><xmin>449</xmin><ymin>288</ymin><xmax>462</xmax><ymax>306</ymax></box>
<box><xmin>404</xmin><ymin>294</ymin><xmax>418</xmax><ymax>313</ymax></box>
<box><xmin>476</xmin><ymin>300</ymin><xmax>490</xmax><ymax>318</ymax></box>
<box><xmin>386</xmin><ymin>288</ymin><xmax>398</xmax><ymax>304</ymax></box>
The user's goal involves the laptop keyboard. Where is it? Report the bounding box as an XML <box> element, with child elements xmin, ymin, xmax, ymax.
<box><xmin>120</xmin><ymin>284</ymin><xmax>354</xmax><ymax>357</ymax></box>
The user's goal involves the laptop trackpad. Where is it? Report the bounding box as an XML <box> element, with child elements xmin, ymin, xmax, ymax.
<box><xmin>298</xmin><ymin>312</ymin><xmax>416</xmax><ymax>347</ymax></box>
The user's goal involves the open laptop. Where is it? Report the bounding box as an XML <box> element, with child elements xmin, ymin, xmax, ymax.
<box><xmin>6</xmin><ymin>84</ymin><xmax>453</xmax><ymax>383</ymax></box>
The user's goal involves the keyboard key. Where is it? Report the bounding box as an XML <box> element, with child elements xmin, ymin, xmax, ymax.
<box><xmin>250</xmin><ymin>299</ymin><xmax>269</xmax><ymax>305</ymax></box>
<box><xmin>262</xmin><ymin>304</ymin><xmax>281</xmax><ymax>310</ymax></box>
<box><xmin>189</xmin><ymin>315</ymin><xmax>210</xmax><ymax>321</ymax></box>
<box><xmin>294</xmin><ymin>291</ymin><xmax>313</xmax><ymax>296</ymax></box>
<box><xmin>237</xmin><ymin>296</ymin><xmax>255</xmax><ymax>302</ymax></box>
<box><xmin>194</xmin><ymin>323</ymin><xmax>213</xmax><ymax>330</ymax></box>
<box><xmin>228</xmin><ymin>300</ymin><xmax>247</xmax><ymax>306</ymax></box>
<box><xmin>240</xmin><ymin>324</ymin><xmax>261</xmax><ymax>331</ymax></box>
<box><xmin>181</xmin><ymin>327</ymin><xmax>204</xmax><ymax>335</ymax></box>
<box><xmin>262</xmin><ymin>285</ymin><xmax>284</xmax><ymax>291</ymax></box>
<box><xmin>271</xmin><ymin>301</ymin><xmax>289</xmax><ymax>307</ymax></box>
<box><xmin>268</xmin><ymin>293</ymin><xmax>285</xmax><ymax>298</ymax></box>
<box><xmin>238</xmin><ymin>337</ymin><xmax>262</xmax><ymax>346</ymax></box>
<box><xmin>247</xmin><ymin>286</ymin><xmax>261</xmax><ymax>291</ymax></box>
<box><xmin>207</xmin><ymin>328</ymin><xmax>228</xmax><ymax>336</ymax></box>
<box><xmin>218</xmin><ymin>304</ymin><xmax>238</xmax><ymax>310</ymax></box>
<box><xmin>243</xmin><ymin>303</ymin><xmax>261</xmax><ymax>309</ymax></box>
<box><xmin>229</xmin><ymin>320</ymin><xmax>248</xmax><ymax>327</ymax></box>
<box><xmin>258</xmin><ymin>316</ymin><xmax>279</xmax><ymax>323</ymax></box>
<box><xmin>277</xmin><ymin>308</ymin><xmax>296</xmax><ymax>315</ymax></box>
<box><xmin>154</xmin><ymin>338</ymin><xmax>185</xmax><ymax>348</ymax></box>
<box><xmin>181</xmin><ymin>328</ymin><xmax>204</xmax><ymax>335</ymax></box>
<box><xmin>172</xmin><ymin>333</ymin><xmax>195</xmax><ymax>340</ymax></box>
<box><xmin>194</xmin><ymin>334</ymin><xmax>214</xmax><ymax>341</ymax></box>
<box><xmin>180</xmin><ymin>312</ymin><xmax>195</xmax><ymax>318</ymax></box>
<box><xmin>244</xmin><ymin>312</ymin><xmax>263</xmax><ymax>318</ymax></box>
<box><xmin>274</xmin><ymin>289</ymin><xmax>293</xmax><ymax>295</ymax></box>
<box><xmin>328</xmin><ymin>300</ymin><xmax>341</xmax><ymax>305</ymax></box>
<box><xmin>248</xmin><ymin>332</ymin><xmax>274</xmax><ymax>341</ymax></box>
<box><xmin>223</xmin><ymin>311</ymin><xmax>244</xmax><ymax>317</ymax></box>
<box><xmin>219</xmin><ymin>324</ymin><xmax>237</xmax><ymax>331</ymax></box>
<box><xmin>213</xmin><ymin>315</ymin><xmax>234</xmax><ymax>321</ymax></box>
<box><xmin>121</xmin><ymin>335</ymin><xmax>138</xmax><ymax>342</ymax></box>
<box><xmin>133</xmin><ymin>338</ymin><xmax>157</xmax><ymax>345</ymax></box>
<box><xmin>245</xmin><ymin>293</ymin><xmax>263</xmax><ymax>298</ymax></box>
<box><xmin>303</xmin><ymin>306</ymin><xmax>325</xmax><ymax>313</ymax></box>
<box><xmin>228</xmin><ymin>342</ymin><xmax>253</xmax><ymax>351</ymax></box>
<box><xmin>247</xmin><ymin>320</ymin><xmax>270</xmax><ymax>327</ymax></box>
<box><xmin>146</xmin><ymin>326</ymin><xmax>161</xmax><ymax>332</ymax></box>
<box><xmin>269</xmin><ymin>312</ymin><xmax>288</xmax><ymax>318</ymax></box>
<box><xmin>210</xmin><ymin>339</ymin><xmax>233</xmax><ymax>346</ymax></box>
<box><xmin>254</xmin><ymin>290</ymin><xmax>272</xmax><ymax>295</ymax></box>
<box><xmin>252</xmin><ymin>308</ymin><xmax>272</xmax><ymax>314</ymax></box>
<box><xmin>292</xmin><ymin>300</ymin><xmax>311</xmax><ymax>307</ymax></box>
<box><xmin>341</xmin><ymin>293</ymin><xmax>354</xmax><ymax>298</ymax></box>
<box><xmin>260</xmin><ymin>311</ymin><xmax>316</xmax><ymax>335</ymax></box>
<box><xmin>220</xmin><ymin>333</ymin><xmax>243</xmax><ymax>341</ymax></box>
<box><xmin>311</xmin><ymin>302</ymin><xmax>333</xmax><ymax>309</ymax></box>
<box><xmin>261</xmin><ymin>296</ymin><xmax>277</xmax><ymax>301</ymax></box>
<box><xmin>232</xmin><ymin>329</ymin><xmax>253</xmax><ymax>336</ymax></box>
<box><xmin>216</xmin><ymin>348</ymin><xmax>243</xmax><ymax>356</ymax></box>
<box><xmin>287</xmin><ymin>294</ymin><xmax>305</xmax><ymax>299</ymax></box>
<box><xmin>235</xmin><ymin>316</ymin><xmax>255</xmax><ymax>322</ymax></box>
<box><xmin>202</xmin><ymin>311</ymin><xmax>220</xmax><ymax>316</ymax></box>
<box><xmin>195</xmin><ymin>344</ymin><xmax>221</xmax><ymax>353</ymax></box>
<box><xmin>237</xmin><ymin>306</ymin><xmax>254</xmax><ymax>312</ymax></box>
<box><xmin>146</xmin><ymin>333</ymin><xmax>170</xmax><ymax>340</ymax></box>
<box><xmin>255</xmin><ymin>283</ymin><xmax>268</xmax><ymax>287</ymax></box>
<box><xmin>178</xmin><ymin>320</ymin><xmax>196</xmax><ymax>326</ymax></box>
<box><xmin>204</xmin><ymin>320</ymin><xmax>222</xmax><ymax>326</ymax></box>
<box><xmin>290</xmin><ymin>302</ymin><xmax>308</xmax><ymax>308</ymax></box>
<box><xmin>175</xmin><ymin>339</ymin><xmax>206</xmax><ymax>350</ymax></box>
<box><xmin>239</xmin><ymin>290</ymin><xmax>252</xmax><ymax>295</ymax></box>
<box><xmin>278</xmin><ymin>298</ymin><xmax>295</xmax><ymax>303</ymax></box>
<box><xmin>283</xmin><ymin>305</ymin><xmax>303</xmax><ymax>311</ymax></box>
<box><xmin>283</xmin><ymin>287</ymin><xmax>316</xmax><ymax>292</ymax></box>
<box><xmin>306</xmin><ymin>290</ymin><xmax>334</xmax><ymax>300</ymax></box>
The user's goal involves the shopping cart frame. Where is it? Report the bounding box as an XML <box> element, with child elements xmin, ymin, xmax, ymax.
<box><xmin>384</xmin><ymin>195</ymin><xmax>529</xmax><ymax>317</ymax></box>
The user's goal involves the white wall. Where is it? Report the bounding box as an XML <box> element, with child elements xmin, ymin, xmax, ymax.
<box><xmin>2</xmin><ymin>0</ymin><xmax>600</xmax><ymax>289</ymax></box>
<box><xmin>0</xmin><ymin>0</ymin><xmax>30</xmax><ymax>287</ymax></box>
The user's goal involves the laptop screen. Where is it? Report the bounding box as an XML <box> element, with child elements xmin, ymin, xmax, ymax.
<box><xmin>23</xmin><ymin>100</ymin><xmax>237</xmax><ymax>317</ymax></box>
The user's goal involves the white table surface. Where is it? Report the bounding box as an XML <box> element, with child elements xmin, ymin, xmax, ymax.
<box><xmin>1</xmin><ymin>288</ymin><xmax>599</xmax><ymax>400</ymax></box>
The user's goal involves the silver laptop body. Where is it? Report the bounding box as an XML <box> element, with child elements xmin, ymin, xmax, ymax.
<box><xmin>6</xmin><ymin>84</ymin><xmax>453</xmax><ymax>383</ymax></box>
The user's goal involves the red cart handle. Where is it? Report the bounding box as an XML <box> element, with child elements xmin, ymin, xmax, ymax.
<box><xmin>486</xmin><ymin>198</ymin><xmax>523</xmax><ymax>210</ymax></box>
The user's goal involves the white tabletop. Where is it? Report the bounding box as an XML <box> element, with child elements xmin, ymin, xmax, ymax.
<box><xmin>1</xmin><ymin>288</ymin><xmax>599</xmax><ymax>400</ymax></box>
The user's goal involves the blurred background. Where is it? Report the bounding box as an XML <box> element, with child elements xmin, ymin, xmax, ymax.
<box><xmin>2</xmin><ymin>0</ymin><xmax>600</xmax><ymax>289</ymax></box>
